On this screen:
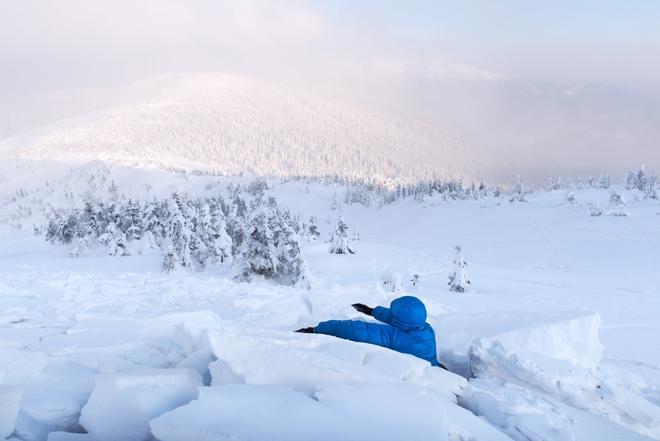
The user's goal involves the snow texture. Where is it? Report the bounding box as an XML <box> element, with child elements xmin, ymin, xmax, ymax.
<box><xmin>78</xmin><ymin>369</ymin><xmax>202</xmax><ymax>441</ymax></box>
<box><xmin>152</xmin><ymin>383</ymin><xmax>450</xmax><ymax>441</ymax></box>
<box><xmin>1</xmin><ymin>168</ymin><xmax>659</xmax><ymax>441</ymax></box>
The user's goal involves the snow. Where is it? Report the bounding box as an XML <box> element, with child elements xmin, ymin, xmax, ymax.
<box><xmin>14</xmin><ymin>361</ymin><xmax>97</xmax><ymax>441</ymax></box>
<box><xmin>1</xmin><ymin>171</ymin><xmax>660</xmax><ymax>440</ymax></box>
<box><xmin>152</xmin><ymin>383</ymin><xmax>451</xmax><ymax>441</ymax></box>
<box><xmin>435</xmin><ymin>310</ymin><xmax>604</xmax><ymax>374</ymax></box>
<box><xmin>461</xmin><ymin>377</ymin><xmax>654</xmax><ymax>441</ymax></box>
<box><xmin>0</xmin><ymin>386</ymin><xmax>23</xmax><ymax>439</ymax></box>
<box><xmin>78</xmin><ymin>369</ymin><xmax>202</xmax><ymax>441</ymax></box>
<box><xmin>207</xmin><ymin>329</ymin><xmax>464</xmax><ymax>401</ymax></box>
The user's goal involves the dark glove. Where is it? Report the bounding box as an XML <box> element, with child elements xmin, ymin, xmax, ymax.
<box><xmin>352</xmin><ymin>303</ymin><xmax>373</xmax><ymax>316</ymax></box>
<box><xmin>295</xmin><ymin>327</ymin><xmax>316</xmax><ymax>333</ymax></box>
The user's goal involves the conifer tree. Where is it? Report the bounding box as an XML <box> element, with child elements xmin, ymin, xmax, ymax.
<box><xmin>509</xmin><ymin>175</ymin><xmax>528</xmax><ymax>203</ymax></box>
<box><xmin>234</xmin><ymin>207</ymin><xmax>279</xmax><ymax>281</ymax></box>
<box><xmin>98</xmin><ymin>220</ymin><xmax>128</xmax><ymax>256</ymax></box>
<box><xmin>609</xmin><ymin>190</ymin><xmax>628</xmax><ymax>216</ymax></box>
<box><xmin>307</xmin><ymin>216</ymin><xmax>320</xmax><ymax>241</ymax></box>
<box><xmin>329</xmin><ymin>216</ymin><xmax>355</xmax><ymax>254</ymax></box>
<box><xmin>448</xmin><ymin>245</ymin><xmax>471</xmax><ymax>293</ymax></box>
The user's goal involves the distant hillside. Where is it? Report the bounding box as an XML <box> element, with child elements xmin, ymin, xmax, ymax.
<box><xmin>0</xmin><ymin>74</ymin><xmax>482</xmax><ymax>184</ymax></box>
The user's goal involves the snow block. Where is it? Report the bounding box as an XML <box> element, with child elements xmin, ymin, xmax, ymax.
<box><xmin>0</xmin><ymin>348</ymin><xmax>51</xmax><ymax>386</ymax></box>
<box><xmin>46</xmin><ymin>433</ymin><xmax>92</xmax><ymax>441</ymax></box>
<box><xmin>468</xmin><ymin>338</ymin><xmax>660</xmax><ymax>439</ymax></box>
<box><xmin>79</xmin><ymin>368</ymin><xmax>202</xmax><ymax>441</ymax></box>
<box><xmin>175</xmin><ymin>346</ymin><xmax>216</xmax><ymax>386</ymax></box>
<box><xmin>0</xmin><ymin>386</ymin><xmax>23</xmax><ymax>439</ymax></box>
<box><xmin>436</xmin><ymin>310</ymin><xmax>604</xmax><ymax>371</ymax></box>
<box><xmin>461</xmin><ymin>377</ymin><xmax>655</xmax><ymax>441</ymax></box>
<box><xmin>208</xmin><ymin>329</ymin><xmax>464</xmax><ymax>401</ymax></box>
<box><xmin>14</xmin><ymin>361</ymin><xmax>97</xmax><ymax>441</ymax></box>
<box><xmin>151</xmin><ymin>383</ymin><xmax>450</xmax><ymax>441</ymax></box>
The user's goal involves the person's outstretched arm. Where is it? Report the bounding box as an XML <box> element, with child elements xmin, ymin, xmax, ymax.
<box><xmin>352</xmin><ymin>303</ymin><xmax>391</xmax><ymax>324</ymax></box>
<box><xmin>315</xmin><ymin>319</ymin><xmax>392</xmax><ymax>348</ymax></box>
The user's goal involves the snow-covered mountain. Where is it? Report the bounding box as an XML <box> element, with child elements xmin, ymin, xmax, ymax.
<box><xmin>0</xmin><ymin>74</ymin><xmax>482</xmax><ymax>184</ymax></box>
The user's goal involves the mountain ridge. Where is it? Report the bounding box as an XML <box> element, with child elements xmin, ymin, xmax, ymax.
<box><xmin>0</xmin><ymin>74</ymin><xmax>483</xmax><ymax>184</ymax></box>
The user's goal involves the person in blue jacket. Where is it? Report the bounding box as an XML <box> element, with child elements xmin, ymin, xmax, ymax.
<box><xmin>296</xmin><ymin>296</ymin><xmax>444</xmax><ymax>368</ymax></box>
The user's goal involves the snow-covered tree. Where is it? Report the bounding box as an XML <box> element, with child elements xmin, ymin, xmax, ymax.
<box><xmin>204</xmin><ymin>202</ymin><xmax>233</xmax><ymax>264</ymax></box>
<box><xmin>162</xmin><ymin>246</ymin><xmax>180</xmax><ymax>273</ymax></box>
<box><xmin>587</xmin><ymin>203</ymin><xmax>603</xmax><ymax>217</ymax></box>
<box><xmin>80</xmin><ymin>201</ymin><xmax>100</xmax><ymax>238</ymax></box>
<box><xmin>45</xmin><ymin>214</ymin><xmax>67</xmax><ymax>244</ymax></box>
<box><xmin>644</xmin><ymin>174</ymin><xmax>658</xmax><ymax>200</ymax></box>
<box><xmin>448</xmin><ymin>245</ymin><xmax>471</xmax><ymax>293</ymax></box>
<box><xmin>172</xmin><ymin>215</ymin><xmax>196</xmax><ymax>269</ymax></box>
<box><xmin>509</xmin><ymin>175</ymin><xmax>528</xmax><ymax>203</ymax></box>
<box><xmin>565</xmin><ymin>192</ymin><xmax>578</xmax><ymax>207</ymax></box>
<box><xmin>98</xmin><ymin>221</ymin><xmax>128</xmax><ymax>256</ymax></box>
<box><xmin>608</xmin><ymin>190</ymin><xmax>627</xmax><ymax>217</ymax></box>
<box><xmin>598</xmin><ymin>174</ymin><xmax>612</xmax><ymax>189</ymax></box>
<box><xmin>225</xmin><ymin>202</ymin><xmax>246</xmax><ymax>256</ymax></box>
<box><xmin>380</xmin><ymin>269</ymin><xmax>402</xmax><ymax>293</ymax></box>
<box><xmin>121</xmin><ymin>199</ymin><xmax>144</xmax><ymax>241</ymax></box>
<box><xmin>306</xmin><ymin>216</ymin><xmax>320</xmax><ymax>241</ymax></box>
<box><xmin>328</xmin><ymin>216</ymin><xmax>355</xmax><ymax>254</ymax></box>
<box><xmin>271</xmin><ymin>212</ymin><xmax>310</xmax><ymax>287</ymax></box>
<box><xmin>234</xmin><ymin>208</ymin><xmax>279</xmax><ymax>282</ymax></box>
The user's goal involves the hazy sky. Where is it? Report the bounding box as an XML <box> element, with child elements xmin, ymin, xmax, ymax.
<box><xmin>1</xmin><ymin>0</ymin><xmax>659</xmax><ymax>181</ymax></box>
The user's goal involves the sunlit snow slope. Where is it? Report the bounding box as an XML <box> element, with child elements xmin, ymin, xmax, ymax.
<box><xmin>0</xmin><ymin>74</ymin><xmax>480</xmax><ymax>184</ymax></box>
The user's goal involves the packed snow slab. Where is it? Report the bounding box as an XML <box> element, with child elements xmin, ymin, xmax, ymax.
<box><xmin>78</xmin><ymin>368</ymin><xmax>202</xmax><ymax>441</ymax></box>
<box><xmin>454</xmin><ymin>314</ymin><xmax>660</xmax><ymax>440</ymax></box>
<box><xmin>0</xmin><ymin>349</ymin><xmax>51</xmax><ymax>386</ymax></box>
<box><xmin>434</xmin><ymin>310</ymin><xmax>603</xmax><ymax>373</ymax></box>
<box><xmin>208</xmin><ymin>329</ymin><xmax>464</xmax><ymax>400</ymax></box>
<box><xmin>46</xmin><ymin>433</ymin><xmax>92</xmax><ymax>441</ymax></box>
<box><xmin>14</xmin><ymin>361</ymin><xmax>97</xmax><ymax>441</ymax></box>
<box><xmin>461</xmin><ymin>377</ymin><xmax>655</xmax><ymax>441</ymax></box>
<box><xmin>0</xmin><ymin>386</ymin><xmax>23</xmax><ymax>439</ymax></box>
<box><xmin>468</xmin><ymin>340</ymin><xmax>660</xmax><ymax>440</ymax></box>
<box><xmin>152</xmin><ymin>383</ymin><xmax>451</xmax><ymax>441</ymax></box>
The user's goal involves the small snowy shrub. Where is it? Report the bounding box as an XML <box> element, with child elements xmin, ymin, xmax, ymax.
<box><xmin>448</xmin><ymin>245</ymin><xmax>471</xmax><ymax>293</ymax></box>
<box><xmin>306</xmin><ymin>216</ymin><xmax>320</xmax><ymax>241</ymax></box>
<box><xmin>587</xmin><ymin>203</ymin><xmax>603</xmax><ymax>217</ymax></box>
<box><xmin>409</xmin><ymin>273</ymin><xmax>420</xmax><ymax>288</ymax></box>
<box><xmin>565</xmin><ymin>192</ymin><xmax>578</xmax><ymax>207</ymax></box>
<box><xmin>380</xmin><ymin>269</ymin><xmax>402</xmax><ymax>293</ymax></box>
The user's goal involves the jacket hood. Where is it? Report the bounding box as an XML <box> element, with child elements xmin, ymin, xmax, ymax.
<box><xmin>390</xmin><ymin>296</ymin><xmax>427</xmax><ymax>330</ymax></box>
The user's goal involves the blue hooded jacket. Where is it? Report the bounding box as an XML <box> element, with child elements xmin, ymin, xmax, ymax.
<box><xmin>315</xmin><ymin>296</ymin><xmax>439</xmax><ymax>366</ymax></box>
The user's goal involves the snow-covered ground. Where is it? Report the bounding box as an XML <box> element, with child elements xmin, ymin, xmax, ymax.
<box><xmin>1</xmin><ymin>169</ymin><xmax>660</xmax><ymax>440</ymax></box>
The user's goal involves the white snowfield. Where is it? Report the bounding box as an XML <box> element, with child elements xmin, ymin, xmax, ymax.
<box><xmin>1</xmin><ymin>168</ymin><xmax>660</xmax><ymax>440</ymax></box>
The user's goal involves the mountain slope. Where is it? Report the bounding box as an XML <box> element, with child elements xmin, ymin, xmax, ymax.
<box><xmin>0</xmin><ymin>74</ymin><xmax>482</xmax><ymax>184</ymax></box>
